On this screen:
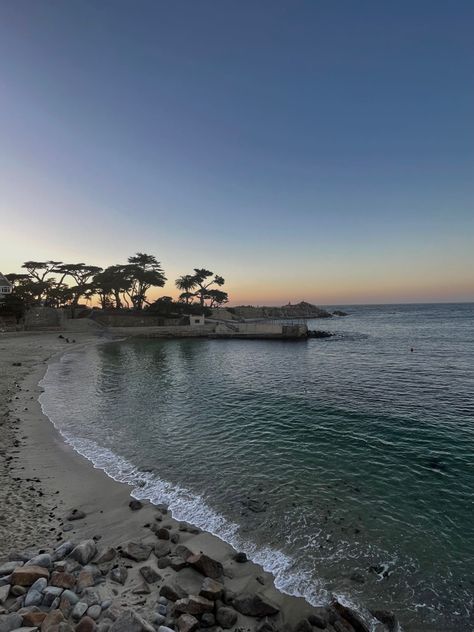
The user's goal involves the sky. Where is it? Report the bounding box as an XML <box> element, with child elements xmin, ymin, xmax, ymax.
<box><xmin>0</xmin><ymin>0</ymin><xmax>473</xmax><ymax>305</ymax></box>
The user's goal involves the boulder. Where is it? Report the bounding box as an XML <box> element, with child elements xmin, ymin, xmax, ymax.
<box><xmin>0</xmin><ymin>585</ymin><xmax>9</xmax><ymax>605</ymax></box>
<box><xmin>154</xmin><ymin>542</ymin><xmax>171</xmax><ymax>559</ymax></box>
<box><xmin>176</xmin><ymin>614</ymin><xmax>199</xmax><ymax>632</ymax></box>
<box><xmin>0</xmin><ymin>562</ymin><xmax>22</xmax><ymax>577</ymax></box>
<box><xmin>370</xmin><ymin>610</ymin><xmax>398</xmax><ymax>632</ymax></box>
<box><xmin>66</xmin><ymin>509</ymin><xmax>86</xmax><ymax>522</ymax></box>
<box><xmin>233</xmin><ymin>552</ymin><xmax>247</xmax><ymax>563</ymax></box>
<box><xmin>187</xmin><ymin>553</ymin><xmax>223</xmax><ymax>579</ymax></box>
<box><xmin>24</xmin><ymin>588</ymin><xmax>43</xmax><ymax>607</ymax></box>
<box><xmin>233</xmin><ymin>593</ymin><xmax>279</xmax><ymax>617</ymax></box>
<box><xmin>216</xmin><ymin>606</ymin><xmax>238</xmax><ymax>629</ymax></box>
<box><xmin>52</xmin><ymin>542</ymin><xmax>75</xmax><ymax>562</ymax></box>
<box><xmin>128</xmin><ymin>500</ymin><xmax>143</xmax><ymax>511</ymax></box>
<box><xmin>159</xmin><ymin>582</ymin><xmax>187</xmax><ymax>602</ymax></box>
<box><xmin>0</xmin><ymin>613</ymin><xmax>22</xmax><ymax>632</ymax></box>
<box><xmin>76</xmin><ymin>616</ymin><xmax>97</xmax><ymax>632</ymax></box>
<box><xmin>87</xmin><ymin>605</ymin><xmax>102</xmax><ymax>620</ymax></box>
<box><xmin>200</xmin><ymin>613</ymin><xmax>215</xmax><ymax>628</ymax></box>
<box><xmin>25</xmin><ymin>554</ymin><xmax>52</xmax><ymax>569</ymax></box>
<box><xmin>156</xmin><ymin>529</ymin><xmax>170</xmax><ymax>540</ymax></box>
<box><xmin>70</xmin><ymin>541</ymin><xmax>97</xmax><ymax>566</ymax></box>
<box><xmin>139</xmin><ymin>566</ymin><xmax>160</xmax><ymax>584</ymax></box>
<box><xmin>72</xmin><ymin>603</ymin><xmax>89</xmax><ymax>621</ymax></box>
<box><xmin>175</xmin><ymin>596</ymin><xmax>214</xmax><ymax>616</ymax></box>
<box><xmin>120</xmin><ymin>543</ymin><xmax>151</xmax><ymax>563</ymax></box>
<box><xmin>43</xmin><ymin>586</ymin><xmax>64</xmax><ymax>607</ymax></box>
<box><xmin>308</xmin><ymin>610</ymin><xmax>329</xmax><ymax>629</ymax></box>
<box><xmin>295</xmin><ymin>619</ymin><xmax>312</xmax><ymax>632</ymax></box>
<box><xmin>94</xmin><ymin>549</ymin><xmax>117</xmax><ymax>565</ymax></box>
<box><xmin>200</xmin><ymin>578</ymin><xmax>224</xmax><ymax>601</ymax></box>
<box><xmin>109</xmin><ymin>567</ymin><xmax>127</xmax><ymax>586</ymax></box>
<box><xmin>11</xmin><ymin>566</ymin><xmax>49</xmax><ymax>587</ymax></box>
<box><xmin>331</xmin><ymin>601</ymin><xmax>370</xmax><ymax>632</ymax></box>
<box><xmin>50</xmin><ymin>572</ymin><xmax>76</xmax><ymax>590</ymax></box>
<box><xmin>169</xmin><ymin>557</ymin><xmax>187</xmax><ymax>572</ymax></box>
<box><xmin>22</xmin><ymin>611</ymin><xmax>47</xmax><ymax>626</ymax></box>
<box><xmin>41</xmin><ymin>609</ymin><xmax>65</xmax><ymax>632</ymax></box>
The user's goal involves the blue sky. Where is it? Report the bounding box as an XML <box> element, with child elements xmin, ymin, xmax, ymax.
<box><xmin>0</xmin><ymin>0</ymin><xmax>473</xmax><ymax>304</ymax></box>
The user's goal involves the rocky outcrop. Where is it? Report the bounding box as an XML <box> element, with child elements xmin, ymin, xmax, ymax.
<box><xmin>230</xmin><ymin>302</ymin><xmax>333</xmax><ymax>320</ymax></box>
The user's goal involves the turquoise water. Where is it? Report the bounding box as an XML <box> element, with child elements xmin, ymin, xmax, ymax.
<box><xmin>40</xmin><ymin>304</ymin><xmax>474</xmax><ymax>631</ymax></box>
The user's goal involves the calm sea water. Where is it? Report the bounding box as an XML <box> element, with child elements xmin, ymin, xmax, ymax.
<box><xmin>40</xmin><ymin>304</ymin><xmax>474</xmax><ymax>631</ymax></box>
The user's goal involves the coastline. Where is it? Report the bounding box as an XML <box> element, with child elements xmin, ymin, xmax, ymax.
<box><xmin>0</xmin><ymin>330</ymin><xmax>390</xmax><ymax>632</ymax></box>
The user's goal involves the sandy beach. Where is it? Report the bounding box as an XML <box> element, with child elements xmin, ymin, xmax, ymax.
<box><xmin>0</xmin><ymin>329</ymin><xmax>391</xmax><ymax>632</ymax></box>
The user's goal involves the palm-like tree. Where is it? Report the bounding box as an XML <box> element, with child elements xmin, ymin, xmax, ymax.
<box><xmin>175</xmin><ymin>275</ymin><xmax>197</xmax><ymax>303</ymax></box>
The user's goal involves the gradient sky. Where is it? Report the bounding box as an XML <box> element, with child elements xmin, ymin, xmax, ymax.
<box><xmin>0</xmin><ymin>0</ymin><xmax>473</xmax><ymax>305</ymax></box>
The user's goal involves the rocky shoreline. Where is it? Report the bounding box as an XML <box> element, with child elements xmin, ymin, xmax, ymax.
<box><xmin>0</xmin><ymin>332</ymin><xmax>397</xmax><ymax>632</ymax></box>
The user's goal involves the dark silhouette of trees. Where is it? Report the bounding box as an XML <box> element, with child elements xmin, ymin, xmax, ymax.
<box><xmin>175</xmin><ymin>268</ymin><xmax>228</xmax><ymax>308</ymax></box>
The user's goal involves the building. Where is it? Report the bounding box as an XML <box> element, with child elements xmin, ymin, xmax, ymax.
<box><xmin>0</xmin><ymin>273</ymin><xmax>12</xmax><ymax>301</ymax></box>
<box><xmin>189</xmin><ymin>314</ymin><xmax>205</xmax><ymax>327</ymax></box>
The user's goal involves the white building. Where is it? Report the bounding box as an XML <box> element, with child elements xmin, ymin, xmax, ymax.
<box><xmin>189</xmin><ymin>314</ymin><xmax>205</xmax><ymax>327</ymax></box>
<box><xmin>0</xmin><ymin>274</ymin><xmax>13</xmax><ymax>301</ymax></box>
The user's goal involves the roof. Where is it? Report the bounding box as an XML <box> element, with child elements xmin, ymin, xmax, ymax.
<box><xmin>0</xmin><ymin>274</ymin><xmax>13</xmax><ymax>288</ymax></box>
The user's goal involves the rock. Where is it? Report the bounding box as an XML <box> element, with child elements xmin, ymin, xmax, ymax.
<box><xmin>331</xmin><ymin>601</ymin><xmax>370</xmax><ymax>632</ymax></box>
<box><xmin>11</xmin><ymin>567</ymin><xmax>49</xmax><ymax>587</ymax></box>
<box><xmin>157</xmin><ymin>627</ymin><xmax>174</xmax><ymax>632</ymax></box>
<box><xmin>370</xmin><ymin>610</ymin><xmax>398</xmax><ymax>632</ymax></box>
<box><xmin>0</xmin><ymin>586</ymin><xmax>9</xmax><ymax>605</ymax></box>
<box><xmin>187</xmin><ymin>554</ymin><xmax>223</xmax><ymax>579</ymax></box>
<box><xmin>70</xmin><ymin>542</ymin><xmax>97</xmax><ymax>566</ymax></box>
<box><xmin>215</xmin><ymin>607</ymin><xmax>237</xmax><ymax>629</ymax></box>
<box><xmin>77</xmin><ymin>570</ymin><xmax>95</xmax><ymax>591</ymax></box>
<box><xmin>174</xmin><ymin>545</ymin><xmax>193</xmax><ymax>561</ymax></box>
<box><xmin>128</xmin><ymin>500</ymin><xmax>143</xmax><ymax>511</ymax></box>
<box><xmin>200</xmin><ymin>613</ymin><xmax>215</xmax><ymax>628</ymax></box>
<box><xmin>156</xmin><ymin>557</ymin><xmax>171</xmax><ymax>569</ymax></box>
<box><xmin>25</xmin><ymin>554</ymin><xmax>51</xmax><ymax>569</ymax></box>
<box><xmin>308</xmin><ymin>610</ymin><xmax>329</xmax><ymax>629</ymax></box>
<box><xmin>58</xmin><ymin>624</ymin><xmax>75</xmax><ymax>632</ymax></box>
<box><xmin>120</xmin><ymin>543</ymin><xmax>151</xmax><ymax>563</ymax></box>
<box><xmin>50</xmin><ymin>572</ymin><xmax>76</xmax><ymax>590</ymax></box>
<box><xmin>10</xmin><ymin>586</ymin><xmax>26</xmax><ymax>597</ymax></box>
<box><xmin>24</xmin><ymin>589</ymin><xmax>43</xmax><ymax>607</ymax></box>
<box><xmin>43</xmin><ymin>586</ymin><xmax>64</xmax><ymax>607</ymax></box>
<box><xmin>100</xmin><ymin>601</ymin><xmax>111</xmax><ymax>611</ymax></box>
<box><xmin>175</xmin><ymin>596</ymin><xmax>214</xmax><ymax>616</ymax></box>
<box><xmin>233</xmin><ymin>593</ymin><xmax>279</xmax><ymax>617</ymax></box>
<box><xmin>87</xmin><ymin>605</ymin><xmax>102</xmax><ymax>621</ymax></box>
<box><xmin>159</xmin><ymin>582</ymin><xmax>187</xmax><ymax>602</ymax></box>
<box><xmin>66</xmin><ymin>509</ymin><xmax>86</xmax><ymax>522</ymax></box>
<box><xmin>109</xmin><ymin>568</ymin><xmax>127</xmax><ymax>586</ymax></box>
<box><xmin>295</xmin><ymin>619</ymin><xmax>312</xmax><ymax>632</ymax></box>
<box><xmin>22</xmin><ymin>611</ymin><xmax>47</xmax><ymax>626</ymax></box>
<box><xmin>109</xmin><ymin>610</ymin><xmax>154</xmax><ymax>632</ymax></box>
<box><xmin>154</xmin><ymin>543</ymin><xmax>171</xmax><ymax>559</ymax></box>
<box><xmin>41</xmin><ymin>609</ymin><xmax>65</xmax><ymax>632</ymax></box>
<box><xmin>222</xmin><ymin>589</ymin><xmax>236</xmax><ymax>605</ymax></box>
<box><xmin>156</xmin><ymin>529</ymin><xmax>170</xmax><ymax>540</ymax></box>
<box><xmin>81</xmin><ymin>590</ymin><xmax>100</xmax><ymax>607</ymax></box>
<box><xmin>72</xmin><ymin>603</ymin><xmax>89</xmax><ymax>621</ymax></box>
<box><xmin>52</xmin><ymin>543</ymin><xmax>75</xmax><ymax>562</ymax></box>
<box><xmin>0</xmin><ymin>613</ymin><xmax>22</xmax><ymax>632</ymax></box>
<box><xmin>96</xmin><ymin>623</ymin><xmax>111</xmax><ymax>632</ymax></box>
<box><xmin>139</xmin><ymin>566</ymin><xmax>160</xmax><ymax>584</ymax></box>
<box><xmin>256</xmin><ymin>620</ymin><xmax>277</xmax><ymax>632</ymax></box>
<box><xmin>61</xmin><ymin>591</ymin><xmax>79</xmax><ymax>606</ymax></box>
<box><xmin>176</xmin><ymin>614</ymin><xmax>199</xmax><ymax>632</ymax></box>
<box><xmin>94</xmin><ymin>549</ymin><xmax>116</xmax><ymax>566</ymax></box>
<box><xmin>233</xmin><ymin>552</ymin><xmax>247</xmax><ymax>563</ymax></box>
<box><xmin>0</xmin><ymin>563</ymin><xmax>22</xmax><ymax>577</ymax></box>
<box><xmin>152</xmin><ymin>614</ymin><xmax>166</xmax><ymax>626</ymax></box>
<box><xmin>169</xmin><ymin>557</ymin><xmax>187</xmax><ymax>572</ymax></box>
<box><xmin>200</xmin><ymin>578</ymin><xmax>224</xmax><ymax>601</ymax></box>
<box><xmin>76</xmin><ymin>615</ymin><xmax>97</xmax><ymax>632</ymax></box>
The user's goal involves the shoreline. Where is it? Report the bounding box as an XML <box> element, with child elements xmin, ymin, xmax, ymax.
<box><xmin>0</xmin><ymin>330</ymin><xmax>391</xmax><ymax>632</ymax></box>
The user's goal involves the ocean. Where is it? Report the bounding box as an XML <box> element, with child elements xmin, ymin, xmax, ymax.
<box><xmin>40</xmin><ymin>303</ymin><xmax>474</xmax><ymax>631</ymax></box>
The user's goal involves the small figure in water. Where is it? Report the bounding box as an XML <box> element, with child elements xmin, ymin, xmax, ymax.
<box><xmin>411</xmin><ymin>348</ymin><xmax>414</xmax><ymax>352</ymax></box>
